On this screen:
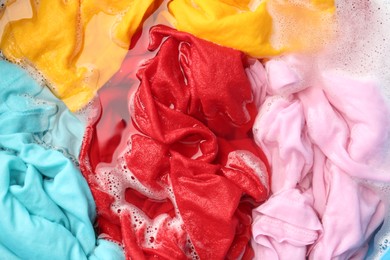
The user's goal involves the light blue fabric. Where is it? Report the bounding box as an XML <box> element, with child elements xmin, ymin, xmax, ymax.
<box><xmin>0</xmin><ymin>60</ymin><xmax>124</xmax><ymax>260</ymax></box>
<box><xmin>382</xmin><ymin>250</ymin><xmax>390</xmax><ymax>260</ymax></box>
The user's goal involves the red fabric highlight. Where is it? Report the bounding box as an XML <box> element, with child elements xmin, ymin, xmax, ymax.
<box><xmin>80</xmin><ymin>25</ymin><xmax>270</xmax><ymax>259</ymax></box>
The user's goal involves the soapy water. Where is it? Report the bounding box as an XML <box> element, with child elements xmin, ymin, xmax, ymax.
<box><xmin>1</xmin><ymin>0</ymin><xmax>390</xmax><ymax>259</ymax></box>
<box><xmin>272</xmin><ymin>1</ymin><xmax>390</xmax><ymax>258</ymax></box>
<box><xmin>320</xmin><ymin>3</ymin><xmax>390</xmax><ymax>258</ymax></box>
<box><xmin>319</xmin><ymin>0</ymin><xmax>390</xmax><ymax>99</ymax></box>
<box><xmin>227</xmin><ymin>150</ymin><xmax>269</xmax><ymax>194</ymax></box>
<box><xmin>0</xmin><ymin>0</ymin><xmax>9</xmax><ymax>17</ymax></box>
<box><xmin>93</xmin><ymin>154</ymin><xmax>200</xmax><ymax>259</ymax></box>
<box><xmin>0</xmin><ymin>54</ymin><xmax>82</xmax><ymax>165</ymax></box>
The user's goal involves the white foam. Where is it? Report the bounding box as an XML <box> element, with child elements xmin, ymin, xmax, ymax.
<box><xmin>265</xmin><ymin>1</ymin><xmax>390</xmax><ymax>258</ymax></box>
<box><xmin>14</xmin><ymin>59</ymin><xmax>47</xmax><ymax>87</ymax></box>
<box><xmin>74</xmin><ymin>96</ymin><xmax>101</xmax><ymax>125</ymax></box>
<box><xmin>184</xmin><ymin>234</ymin><xmax>200</xmax><ymax>260</ymax></box>
<box><xmin>80</xmin><ymin>63</ymin><xmax>99</xmax><ymax>90</ymax></box>
<box><xmin>268</xmin><ymin>0</ymin><xmax>334</xmax><ymax>52</ymax></box>
<box><xmin>226</xmin><ymin>150</ymin><xmax>269</xmax><ymax>193</ymax></box>
<box><xmin>316</xmin><ymin>2</ymin><xmax>390</xmax><ymax>257</ymax></box>
<box><xmin>95</xmin><ymin>159</ymin><xmax>167</xmax><ymax>202</ymax></box>
<box><xmin>93</xmin><ymin>154</ymin><xmax>202</xmax><ymax>256</ymax></box>
<box><xmin>318</xmin><ymin>0</ymin><xmax>390</xmax><ymax>101</ymax></box>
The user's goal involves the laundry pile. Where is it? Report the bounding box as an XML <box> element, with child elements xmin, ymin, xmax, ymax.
<box><xmin>0</xmin><ymin>0</ymin><xmax>389</xmax><ymax>259</ymax></box>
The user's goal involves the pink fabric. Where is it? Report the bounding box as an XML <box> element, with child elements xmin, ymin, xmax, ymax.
<box><xmin>310</xmin><ymin>162</ymin><xmax>385</xmax><ymax>259</ymax></box>
<box><xmin>251</xmin><ymin>189</ymin><xmax>321</xmax><ymax>260</ymax></box>
<box><xmin>266</xmin><ymin>59</ymin><xmax>301</xmax><ymax>95</ymax></box>
<box><xmin>245</xmin><ymin>60</ymin><xmax>268</xmax><ymax>107</ymax></box>
<box><xmin>251</xmin><ymin>58</ymin><xmax>390</xmax><ymax>259</ymax></box>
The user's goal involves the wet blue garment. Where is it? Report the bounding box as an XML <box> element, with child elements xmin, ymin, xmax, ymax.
<box><xmin>0</xmin><ymin>60</ymin><xmax>124</xmax><ymax>260</ymax></box>
<box><xmin>381</xmin><ymin>249</ymin><xmax>390</xmax><ymax>260</ymax></box>
<box><xmin>365</xmin><ymin>225</ymin><xmax>390</xmax><ymax>260</ymax></box>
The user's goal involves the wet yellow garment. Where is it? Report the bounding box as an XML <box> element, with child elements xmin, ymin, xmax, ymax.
<box><xmin>167</xmin><ymin>0</ymin><xmax>335</xmax><ymax>57</ymax></box>
<box><xmin>0</xmin><ymin>0</ymin><xmax>161</xmax><ymax>111</ymax></box>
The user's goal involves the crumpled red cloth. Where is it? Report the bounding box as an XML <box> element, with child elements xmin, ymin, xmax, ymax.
<box><xmin>80</xmin><ymin>25</ymin><xmax>270</xmax><ymax>260</ymax></box>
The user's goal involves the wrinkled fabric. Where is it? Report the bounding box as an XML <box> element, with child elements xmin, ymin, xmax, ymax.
<box><xmin>250</xmin><ymin>57</ymin><xmax>390</xmax><ymax>259</ymax></box>
<box><xmin>251</xmin><ymin>189</ymin><xmax>321</xmax><ymax>260</ymax></box>
<box><xmin>0</xmin><ymin>0</ymin><xmax>162</xmax><ymax>111</ymax></box>
<box><xmin>381</xmin><ymin>246</ymin><xmax>390</xmax><ymax>260</ymax></box>
<box><xmin>167</xmin><ymin>0</ymin><xmax>335</xmax><ymax>57</ymax></box>
<box><xmin>80</xmin><ymin>25</ymin><xmax>270</xmax><ymax>259</ymax></box>
<box><xmin>0</xmin><ymin>60</ymin><xmax>124</xmax><ymax>260</ymax></box>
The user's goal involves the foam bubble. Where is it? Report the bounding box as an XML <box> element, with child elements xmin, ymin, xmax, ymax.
<box><xmin>184</xmin><ymin>234</ymin><xmax>200</xmax><ymax>260</ymax></box>
<box><xmin>94</xmin><ymin>155</ymin><xmax>175</xmax><ymax>214</ymax></box>
<box><xmin>227</xmin><ymin>150</ymin><xmax>269</xmax><ymax>193</ymax></box>
<box><xmin>81</xmin><ymin>64</ymin><xmax>99</xmax><ymax>86</ymax></box>
<box><xmin>6</xmin><ymin>58</ymin><xmax>47</xmax><ymax>87</ymax></box>
<box><xmin>265</xmin><ymin>1</ymin><xmax>390</xmax><ymax>258</ymax></box>
<box><xmin>74</xmin><ymin>96</ymin><xmax>101</xmax><ymax>125</ymax></box>
<box><xmin>316</xmin><ymin>4</ymin><xmax>390</xmax><ymax>257</ymax></box>
<box><xmin>0</xmin><ymin>0</ymin><xmax>8</xmax><ymax>17</ymax></box>
<box><xmin>318</xmin><ymin>0</ymin><xmax>390</xmax><ymax>101</ymax></box>
<box><xmin>92</xmin><ymin>151</ymin><xmax>203</xmax><ymax>256</ymax></box>
<box><xmin>268</xmin><ymin>0</ymin><xmax>335</xmax><ymax>53</ymax></box>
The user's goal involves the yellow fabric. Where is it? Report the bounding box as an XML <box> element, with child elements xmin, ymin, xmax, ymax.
<box><xmin>167</xmin><ymin>0</ymin><xmax>335</xmax><ymax>57</ymax></box>
<box><xmin>0</xmin><ymin>0</ymin><xmax>160</xmax><ymax>111</ymax></box>
<box><xmin>0</xmin><ymin>0</ymin><xmax>33</xmax><ymax>42</ymax></box>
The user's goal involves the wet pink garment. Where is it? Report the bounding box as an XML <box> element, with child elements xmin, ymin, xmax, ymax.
<box><xmin>249</xmin><ymin>57</ymin><xmax>390</xmax><ymax>259</ymax></box>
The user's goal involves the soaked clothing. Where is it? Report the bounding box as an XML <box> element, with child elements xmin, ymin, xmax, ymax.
<box><xmin>80</xmin><ymin>26</ymin><xmax>270</xmax><ymax>260</ymax></box>
<box><xmin>0</xmin><ymin>60</ymin><xmax>124</xmax><ymax>260</ymax></box>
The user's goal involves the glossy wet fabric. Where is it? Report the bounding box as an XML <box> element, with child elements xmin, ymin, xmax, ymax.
<box><xmin>0</xmin><ymin>0</ymin><xmax>162</xmax><ymax>111</ymax></box>
<box><xmin>80</xmin><ymin>25</ymin><xmax>270</xmax><ymax>259</ymax></box>
<box><xmin>0</xmin><ymin>60</ymin><xmax>124</xmax><ymax>260</ymax></box>
<box><xmin>167</xmin><ymin>0</ymin><xmax>335</xmax><ymax>57</ymax></box>
<box><xmin>248</xmin><ymin>58</ymin><xmax>390</xmax><ymax>259</ymax></box>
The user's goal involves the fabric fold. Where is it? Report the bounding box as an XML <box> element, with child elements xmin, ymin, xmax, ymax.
<box><xmin>0</xmin><ymin>0</ymin><xmax>162</xmax><ymax>111</ymax></box>
<box><xmin>252</xmin><ymin>189</ymin><xmax>321</xmax><ymax>260</ymax></box>
<box><xmin>80</xmin><ymin>25</ymin><xmax>270</xmax><ymax>259</ymax></box>
<box><xmin>250</xmin><ymin>57</ymin><xmax>389</xmax><ymax>259</ymax></box>
<box><xmin>167</xmin><ymin>0</ymin><xmax>335</xmax><ymax>57</ymax></box>
<box><xmin>0</xmin><ymin>60</ymin><xmax>124</xmax><ymax>260</ymax></box>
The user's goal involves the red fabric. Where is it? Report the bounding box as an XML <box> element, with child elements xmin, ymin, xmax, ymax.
<box><xmin>80</xmin><ymin>25</ymin><xmax>270</xmax><ymax>259</ymax></box>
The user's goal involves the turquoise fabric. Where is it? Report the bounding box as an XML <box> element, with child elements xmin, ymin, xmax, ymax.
<box><xmin>0</xmin><ymin>60</ymin><xmax>124</xmax><ymax>260</ymax></box>
<box><xmin>382</xmin><ymin>250</ymin><xmax>390</xmax><ymax>260</ymax></box>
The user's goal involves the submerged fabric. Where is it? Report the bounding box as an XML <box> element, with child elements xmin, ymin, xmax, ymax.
<box><xmin>0</xmin><ymin>0</ymin><xmax>161</xmax><ymax>111</ymax></box>
<box><xmin>0</xmin><ymin>60</ymin><xmax>124</xmax><ymax>260</ymax></box>
<box><xmin>167</xmin><ymin>0</ymin><xmax>335</xmax><ymax>57</ymax></box>
<box><xmin>80</xmin><ymin>25</ymin><xmax>270</xmax><ymax>259</ymax></box>
<box><xmin>249</xmin><ymin>58</ymin><xmax>390</xmax><ymax>259</ymax></box>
